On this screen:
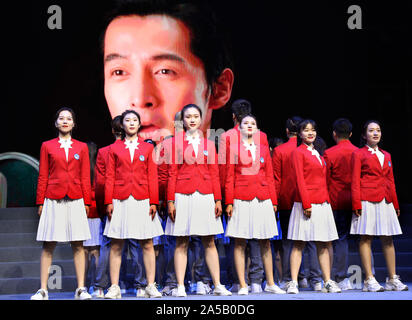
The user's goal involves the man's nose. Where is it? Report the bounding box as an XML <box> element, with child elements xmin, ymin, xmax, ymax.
<box><xmin>129</xmin><ymin>71</ymin><xmax>158</xmax><ymax>110</ymax></box>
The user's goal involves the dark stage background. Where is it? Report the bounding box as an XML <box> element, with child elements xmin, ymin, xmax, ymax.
<box><xmin>1</xmin><ymin>1</ymin><xmax>411</xmax><ymax>203</ymax></box>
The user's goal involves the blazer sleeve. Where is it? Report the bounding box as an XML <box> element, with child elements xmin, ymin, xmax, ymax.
<box><xmin>292</xmin><ymin>150</ymin><xmax>311</xmax><ymax>210</ymax></box>
<box><xmin>224</xmin><ymin>155</ymin><xmax>235</xmax><ymax>205</ymax></box>
<box><xmin>323</xmin><ymin>150</ymin><xmax>332</xmax><ymax>190</ymax></box>
<box><xmin>265</xmin><ymin>147</ymin><xmax>278</xmax><ymax>206</ymax></box>
<box><xmin>147</xmin><ymin>145</ymin><xmax>159</xmax><ymax>205</ymax></box>
<box><xmin>207</xmin><ymin>141</ymin><xmax>222</xmax><ymax>201</ymax></box>
<box><xmin>351</xmin><ymin>151</ymin><xmax>362</xmax><ymax>210</ymax></box>
<box><xmin>94</xmin><ymin>149</ymin><xmax>106</xmax><ymax>218</ymax></box>
<box><xmin>104</xmin><ymin>148</ymin><xmax>116</xmax><ymax>205</ymax></box>
<box><xmin>272</xmin><ymin>148</ymin><xmax>282</xmax><ymax>199</ymax></box>
<box><xmin>80</xmin><ymin>144</ymin><xmax>92</xmax><ymax>206</ymax></box>
<box><xmin>36</xmin><ymin>142</ymin><xmax>49</xmax><ymax>205</ymax></box>
<box><xmin>167</xmin><ymin>140</ymin><xmax>178</xmax><ymax>202</ymax></box>
<box><xmin>387</xmin><ymin>154</ymin><xmax>400</xmax><ymax>210</ymax></box>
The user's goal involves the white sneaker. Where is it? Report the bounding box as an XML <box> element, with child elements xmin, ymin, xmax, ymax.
<box><xmin>362</xmin><ymin>277</ymin><xmax>384</xmax><ymax>292</ymax></box>
<box><xmin>30</xmin><ymin>289</ymin><xmax>48</xmax><ymax>300</ymax></box>
<box><xmin>286</xmin><ymin>280</ymin><xmax>299</xmax><ymax>294</ymax></box>
<box><xmin>264</xmin><ymin>283</ymin><xmax>286</xmax><ymax>294</ymax></box>
<box><xmin>172</xmin><ymin>285</ymin><xmax>187</xmax><ymax>297</ymax></box>
<box><xmin>74</xmin><ymin>287</ymin><xmax>92</xmax><ymax>300</ymax></box>
<box><xmin>321</xmin><ymin>280</ymin><xmax>342</xmax><ymax>293</ymax></box>
<box><xmin>250</xmin><ymin>283</ymin><xmax>262</xmax><ymax>293</ymax></box>
<box><xmin>104</xmin><ymin>284</ymin><xmax>122</xmax><ymax>299</ymax></box>
<box><xmin>299</xmin><ymin>278</ymin><xmax>309</xmax><ymax>288</ymax></box>
<box><xmin>91</xmin><ymin>287</ymin><xmax>105</xmax><ymax>298</ymax></box>
<box><xmin>145</xmin><ymin>283</ymin><xmax>162</xmax><ymax>298</ymax></box>
<box><xmin>385</xmin><ymin>275</ymin><xmax>409</xmax><ymax>291</ymax></box>
<box><xmin>280</xmin><ymin>281</ymin><xmax>291</xmax><ymax>291</ymax></box>
<box><xmin>196</xmin><ymin>281</ymin><xmax>212</xmax><ymax>295</ymax></box>
<box><xmin>338</xmin><ymin>278</ymin><xmax>354</xmax><ymax>290</ymax></box>
<box><xmin>213</xmin><ymin>284</ymin><xmax>232</xmax><ymax>296</ymax></box>
<box><xmin>238</xmin><ymin>287</ymin><xmax>249</xmax><ymax>295</ymax></box>
<box><xmin>136</xmin><ymin>288</ymin><xmax>146</xmax><ymax>298</ymax></box>
<box><xmin>312</xmin><ymin>282</ymin><xmax>323</xmax><ymax>291</ymax></box>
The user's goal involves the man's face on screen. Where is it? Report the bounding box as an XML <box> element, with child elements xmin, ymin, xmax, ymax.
<box><xmin>103</xmin><ymin>14</ymin><xmax>212</xmax><ymax>141</ymax></box>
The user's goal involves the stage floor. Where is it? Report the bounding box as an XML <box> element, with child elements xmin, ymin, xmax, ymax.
<box><xmin>1</xmin><ymin>284</ymin><xmax>411</xmax><ymax>300</ymax></box>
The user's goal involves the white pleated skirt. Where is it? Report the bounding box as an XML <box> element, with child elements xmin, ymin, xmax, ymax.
<box><xmin>83</xmin><ymin>218</ymin><xmax>102</xmax><ymax>246</ymax></box>
<box><xmin>165</xmin><ymin>191</ymin><xmax>224</xmax><ymax>236</ymax></box>
<box><xmin>36</xmin><ymin>198</ymin><xmax>91</xmax><ymax>242</ymax></box>
<box><xmin>225</xmin><ymin>198</ymin><xmax>278</xmax><ymax>239</ymax></box>
<box><xmin>350</xmin><ymin>200</ymin><xmax>402</xmax><ymax>236</ymax></box>
<box><xmin>287</xmin><ymin>202</ymin><xmax>338</xmax><ymax>242</ymax></box>
<box><xmin>103</xmin><ymin>196</ymin><xmax>164</xmax><ymax>240</ymax></box>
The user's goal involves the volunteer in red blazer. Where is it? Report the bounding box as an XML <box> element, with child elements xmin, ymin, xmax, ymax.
<box><xmin>271</xmin><ymin>116</ymin><xmax>305</xmax><ymax>287</ymax></box>
<box><xmin>31</xmin><ymin>107</ymin><xmax>92</xmax><ymax>301</ymax></box>
<box><xmin>323</xmin><ymin>118</ymin><xmax>358</xmax><ymax>291</ymax></box>
<box><xmin>287</xmin><ymin>119</ymin><xmax>340</xmax><ymax>294</ymax></box>
<box><xmin>103</xmin><ymin>110</ymin><xmax>163</xmax><ymax>299</ymax></box>
<box><xmin>225</xmin><ymin>114</ymin><xmax>285</xmax><ymax>295</ymax></box>
<box><xmin>351</xmin><ymin>120</ymin><xmax>407</xmax><ymax>292</ymax></box>
<box><xmin>166</xmin><ymin>104</ymin><xmax>231</xmax><ymax>297</ymax></box>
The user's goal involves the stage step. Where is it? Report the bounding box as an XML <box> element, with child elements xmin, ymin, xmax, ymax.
<box><xmin>0</xmin><ymin>260</ymin><xmax>76</xmax><ymax>279</ymax></box>
<box><xmin>0</xmin><ymin>233</ymin><xmax>38</xmax><ymax>247</ymax></box>
<box><xmin>0</xmin><ymin>245</ymin><xmax>73</xmax><ymax>263</ymax></box>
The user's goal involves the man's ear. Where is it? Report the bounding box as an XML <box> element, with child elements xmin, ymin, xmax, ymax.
<box><xmin>207</xmin><ymin>68</ymin><xmax>234</xmax><ymax>110</ymax></box>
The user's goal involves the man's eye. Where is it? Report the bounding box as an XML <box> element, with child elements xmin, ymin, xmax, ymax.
<box><xmin>157</xmin><ymin>69</ymin><xmax>176</xmax><ymax>76</ymax></box>
<box><xmin>112</xmin><ymin>70</ymin><xmax>126</xmax><ymax>76</ymax></box>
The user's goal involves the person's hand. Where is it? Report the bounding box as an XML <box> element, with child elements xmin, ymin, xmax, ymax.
<box><xmin>106</xmin><ymin>204</ymin><xmax>114</xmax><ymax>221</ymax></box>
<box><xmin>303</xmin><ymin>207</ymin><xmax>312</xmax><ymax>218</ymax></box>
<box><xmin>149</xmin><ymin>205</ymin><xmax>157</xmax><ymax>220</ymax></box>
<box><xmin>215</xmin><ymin>200</ymin><xmax>222</xmax><ymax>218</ymax></box>
<box><xmin>226</xmin><ymin>204</ymin><xmax>233</xmax><ymax>218</ymax></box>
<box><xmin>273</xmin><ymin>205</ymin><xmax>278</xmax><ymax>213</ymax></box>
<box><xmin>85</xmin><ymin>205</ymin><xmax>90</xmax><ymax>217</ymax></box>
<box><xmin>168</xmin><ymin>201</ymin><xmax>176</xmax><ymax>222</ymax></box>
<box><xmin>396</xmin><ymin>209</ymin><xmax>400</xmax><ymax>217</ymax></box>
<box><xmin>354</xmin><ymin>209</ymin><xmax>362</xmax><ymax>217</ymax></box>
<box><xmin>37</xmin><ymin>205</ymin><xmax>43</xmax><ymax>217</ymax></box>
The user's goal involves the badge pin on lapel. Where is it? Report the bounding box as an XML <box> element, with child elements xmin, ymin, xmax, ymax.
<box><xmin>139</xmin><ymin>155</ymin><xmax>145</xmax><ymax>162</ymax></box>
<box><xmin>203</xmin><ymin>150</ymin><xmax>208</xmax><ymax>156</ymax></box>
<box><xmin>74</xmin><ymin>154</ymin><xmax>80</xmax><ymax>160</ymax></box>
<box><xmin>260</xmin><ymin>157</ymin><xmax>264</xmax><ymax>163</ymax></box>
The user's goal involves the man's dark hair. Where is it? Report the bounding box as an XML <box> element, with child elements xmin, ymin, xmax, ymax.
<box><xmin>111</xmin><ymin>115</ymin><xmax>123</xmax><ymax>138</ymax></box>
<box><xmin>100</xmin><ymin>0</ymin><xmax>233</xmax><ymax>95</ymax></box>
<box><xmin>231</xmin><ymin>99</ymin><xmax>252</xmax><ymax>123</ymax></box>
<box><xmin>285</xmin><ymin>116</ymin><xmax>303</xmax><ymax>135</ymax></box>
<box><xmin>332</xmin><ymin>118</ymin><xmax>352</xmax><ymax>139</ymax></box>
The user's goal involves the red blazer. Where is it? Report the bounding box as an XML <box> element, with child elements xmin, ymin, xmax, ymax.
<box><xmin>36</xmin><ymin>138</ymin><xmax>91</xmax><ymax>205</ymax></box>
<box><xmin>167</xmin><ymin>133</ymin><xmax>221</xmax><ymax>202</ymax></box>
<box><xmin>272</xmin><ymin>136</ymin><xmax>297</xmax><ymax>210</ymax></box>
<box><xmin>323</xmin><ymin>140</ymin><xmax>358</xmax><ymax>210</ymax></box>
<box><xmin>218</xmin><ymin>124</ymin><xmax>269</xmax><ymax>191</ymax></box>
<box><xmin>351</xmin><ymin>146</ymin><xmax>399</xmax><ymax>210</ymax></box>
<box><xmin>291</xmin><ymin>144</ymin><xmax>330</xmax><ymax>210</ymax></box>
<box><xmin>104</xmin><ymin>138</ymin><xmax>159</xmax><ymax>205</ymax></box>
<box><xmin>94</xmin><ymin>144</ymin><xmax>112</xmax><ymax>218</ymax></box>
<box><xmin>225</xmin><ymin>140</ymin><xmax>277</xmax><ymax>206</ymax></box>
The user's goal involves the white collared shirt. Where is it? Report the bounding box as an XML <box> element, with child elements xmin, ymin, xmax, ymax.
<box><xmin>305</xmin><ymin>144</ymin><xmax>323</xmax><ymax>165</ymax></box>
<box><xmin>367</xmin><ymin>145</ymin><xmax>384</xmax><ymax>168</ymax></box>
<box><xmin>58</xmin><ymin>137</ymin><xmax>73</xmax><ymax>162</ymax></box>
<box><xmin>186</xmin><ymin>133</ymin><xmax>201</xmax><ymax>157</ymax></box>
<box><xmin>243</xmin><ymin>139</ymin><xmax>257</xmax><ymax>162</ymax></box>
<box><xmin>124</xmin><ymin>138</ymin><xmax>140</xmax><ymax>163</ymax></box>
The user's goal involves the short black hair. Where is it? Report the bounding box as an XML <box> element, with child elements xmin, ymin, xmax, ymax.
<box><xmin>54</xmin><ymin>107</ymin><xmax>76</xmax><ymax>135</ymax></box>
<box><xmin>111</xmin><ymin>115</ymin><xmax>123</xmax><ymax>137</ymax></box>
<box><xmin>332</xmin><ymin>118</ymin><xmax>352</xmax><ymax>139</ymax></box>
<box><xmin>180</xmin><ymin>104</ymin><xmax>203</xmax><ymax>131</ymax></box>
<box><xmin>285</xmin><ymin>116</ymin><xmax>303</xmax><ymax>134</ymax></box>
<box><xmin>231</xmin><ymin>99</ymin><xmax>252</xmax><ymax>123</ymax></box>
<box><xmin>238</xmin><ymin>113</ymin><xmax>258</xmax><ymax>129</ymax></box>
<box><xmin>101</xmin><ymin>0</ymin><xmax>233</xmax><ymax>95</ymax></box>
